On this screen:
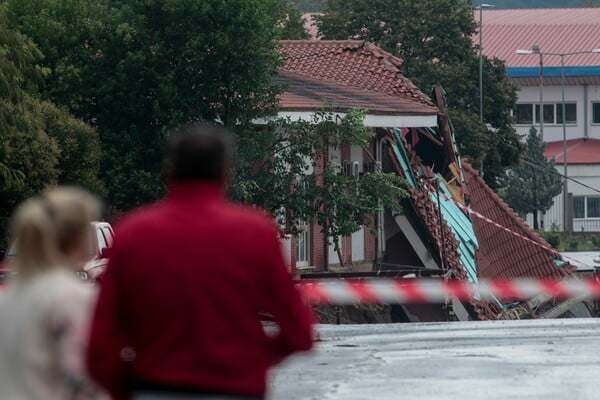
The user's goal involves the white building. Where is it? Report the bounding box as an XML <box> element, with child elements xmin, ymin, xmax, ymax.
<box><xmin>478</xmin><ymin>8</ymin><xmax>600</xmax><ymax>232</ymax></box>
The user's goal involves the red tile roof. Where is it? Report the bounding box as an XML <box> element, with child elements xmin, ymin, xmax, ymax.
<box><xmin>462</xmin><ymin>162</ymin><xmax>573</xmax><ymax>281</ymax></box>
<box><xmin>474</xmin><ymin>8</ymin><xmax>600</xmax><ymax>67</ymax></box>
<box><xmin>545</xmin><ymin>138</ymin><xmax>600</xmax><ymax>165</ymax></box>
<box><xmin>277</xmin><ymin>40</ymin><xmax>437</xmax><ymax>114</ymax></box>
<box><xmin>276</xmin><ymin>71</ymin><xmax>436</xmax><ymax>115</ymax></box>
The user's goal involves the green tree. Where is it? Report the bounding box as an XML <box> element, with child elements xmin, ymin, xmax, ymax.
<box><xmin>0</xmin><ymin>5</ymin><xmax>59</xmax><ymax>239</ymax></box>
<box><xmin>288</xmin><ymin>0</ymin><xmax>327</xmax><ymax>12</ymax></box>
<box><xmin>0</xmin><ymin>4</ymin><xmax>47</xmax><ymax>185</ymax></box>
<box><xmin>40</xmin><ymin>101</ymin><xmax>104</xmax><ymax>195</ymax></box>
<box><xmin>316</xmin><ymin>0</ymin><xmax>523</xmax><ymax>188</ymax></box>
<box><xmin>234</xmin><ymin>109</ymin><xmax>407</xmax><ymax>267</ymax></box>
<box><xmin>7</xmin><ymin>0</ymin><xmax>295</xmax><ymax>210</ymax></box>
<box><xmin>276</xmin><ymin>2</ymin><xmax>311</xmax><ymax>39</ymax></box>
<box><xmin>0</xmin><ymin>5</ymin><xmax>104</xmax><ymax>241</ymax></box>
<box><xmin>0</xmin><ymin>96</ymin><xmax>60</xmax><ymax>212</ymax></box>
<box><xmin>501</xmin><ymin>127</ymin><xmax>562</xmax><ymax>230</ymax></box>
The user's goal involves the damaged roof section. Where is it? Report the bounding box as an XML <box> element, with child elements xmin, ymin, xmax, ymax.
<box><xmin>463</xmin><ymin>163</ymin><xmax>573</xmax><ymax>280</ymax></box>
<box><xmin>274</xmin><ymin>39</ymin><xmax>582</xmax><ymax>319</ymax></box>
<box><xmin>383</xmin><ymin>85</ymin><xmax>575</xmax><ymax>319</ymax></box>
<box><xmin>384</xmin><ymin>125</ymin><xmax>499</xmax><ymax>319</ymax></box>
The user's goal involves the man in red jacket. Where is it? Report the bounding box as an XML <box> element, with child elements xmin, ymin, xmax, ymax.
<box><xmin>87</xmin><ymin>124</ymin><xmax>313</xmax><ymax>400</ymax></box>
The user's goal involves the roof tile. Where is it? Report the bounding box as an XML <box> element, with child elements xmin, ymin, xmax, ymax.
<box><xmin>462</xmin><ymin>162</ymin><xmax>573</xmax><ymax>280</ymax></box>
<box><xmin>277</xmin><ymin>40</ymin><xmax>437</xmax><ymax>114</ymax></box>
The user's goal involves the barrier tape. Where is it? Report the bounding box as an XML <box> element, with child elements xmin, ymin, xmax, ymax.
<box><xmin>430</xmin><ymin>184</ymin><xmax>595</xmax><ymax>270</ymax></box>
<box><xmin>296</xmin><ymin>278</ymin><xmax>600</xmax><ymax>304</ymax></box>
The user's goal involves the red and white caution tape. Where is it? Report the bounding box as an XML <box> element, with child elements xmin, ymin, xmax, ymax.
<box><xmin>431</xmin><ymin>186</ymin><xmax>595</xmax><ymax>270</ymax></box>
<box><xmin>296</xmin><ymin>278</ymin><xmax>600</xmax><ymax>304</ymax></box>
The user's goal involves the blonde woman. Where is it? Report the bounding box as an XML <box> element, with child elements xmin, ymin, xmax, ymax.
<box><xmin>0</xmin><ymin>187</ymin><xmax>105</xmax><ymax>400</ymax></box>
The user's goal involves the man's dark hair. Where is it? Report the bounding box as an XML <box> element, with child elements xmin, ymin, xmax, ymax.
<box><xmin>164</xmin><ymin>123</ymin><xmax>233</xmax><ymax>183</ymax></box>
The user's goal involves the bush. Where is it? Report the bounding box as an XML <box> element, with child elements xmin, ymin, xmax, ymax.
<box><xmin>545</xmin><ymin>234</ymin><xmax>561</xmax><ymax>249</ymax></box>
<box><xmin>567</xmin><ymin>239</ymin><xmax>579</xmax><ymax>251</ymax></box>
<box><xmin>591</xmin><ymin>235</ymin><xmax>600</xmax><ymax>249</ymax></box>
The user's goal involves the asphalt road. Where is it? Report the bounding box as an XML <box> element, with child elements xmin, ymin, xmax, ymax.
<box><xmin>269</xmin><ymin>319</ymin><xmax>600</xmax><ymax>400</ymax></box>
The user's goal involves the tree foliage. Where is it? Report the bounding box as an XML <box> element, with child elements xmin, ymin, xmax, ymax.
<box><xmin>316</xmin><ymin>0</ymin><xmax>522</xmax><ymax>188</ymax></box>
<box><xmin>0</xmin><ymin>5</ymin><xmax>103</xmax><ymax>241</ymax></box>
<box><xmin>288</xmin><ymin>0</ymin><xmax>327</xmax><ymax>12</ymax></box>
<box><xmin>40</xmin><ymin>101</ymin><xmax>104</xmax><ymax>194</ymax></box>
<box><xmin>501</xmin><ymin>127</ymin><xmax>563</xmax><ymax>230</ymax></box>
<box><xmin>234</xmin><ymin>109</ymin><xmax>407</xmax><ymax>266</ymax></box>
<box><xmin>0</xmin><ymin>6</ymin><xmax>58</xmax><ymax>239</ymax></box>
<box><xmin>5</xmin><ymin>1</ymin><xmax>402</xmax><ymax>265</ymax></box>
<box><xmin>275</xmin><ymin>2</ymin><xmax>311</xmax><ymax>40</ymax></box>
<box><xmin>7</xmin><ymin>0</ymin><xmax>307</xmax><ymax>211</ymax></box>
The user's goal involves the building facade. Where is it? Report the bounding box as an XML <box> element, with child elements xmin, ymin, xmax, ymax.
<box><xmin>273</xmin><ymin>40</ymin><xmax>439</xmax><ymax>272</ymax></box>
<box><xmin>477</xmin><ymin>8</ymin><xmax>600</xmax><ymax>232</ymax></box>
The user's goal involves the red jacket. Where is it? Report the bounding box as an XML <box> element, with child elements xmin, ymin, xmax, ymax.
<box><xmin>86</xmin><ymin>182</ymin><xmax>313</xmax><ymax>399</ymax></box>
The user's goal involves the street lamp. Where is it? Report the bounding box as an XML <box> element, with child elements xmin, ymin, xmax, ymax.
<box><xmin>516</xmin><ymin>46</ymin><xmax>544</xmax><ymax>138</ymax></box>
<box><xmin>516</xmin><ymin>47</ymin><xmax>600</xmax><ymax>234</ymax></box>
<box><xmin>477</xmin><ymin>2</ymin><xmax>495</xmax><ymax>124</ymax></box>
<box><xmin>476</xmin><ymin>2</ymin><xmax>494</xmax><ymax>177</ymax></box>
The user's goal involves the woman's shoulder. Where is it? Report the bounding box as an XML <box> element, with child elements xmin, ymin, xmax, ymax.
<box><xmin>32</xmin><ymin>270</ymin><xmax>95</xmax><ymax>305</ymax></box>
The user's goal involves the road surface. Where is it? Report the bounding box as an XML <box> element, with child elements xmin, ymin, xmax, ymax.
<box><xmin>269</xmin><ymin>319</ymin><xmax>600</xmax><ymax>400</ymax></box>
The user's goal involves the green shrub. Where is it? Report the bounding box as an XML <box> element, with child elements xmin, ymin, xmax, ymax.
<box><xmin>567</xmin><ymin>239</ymin><xmax>579</xmax><ymax>251</ymax></box>
<box><xmin>545</xmin><ymin>234</ymin><xmax>561</xmax><ymax>249</ymax></box>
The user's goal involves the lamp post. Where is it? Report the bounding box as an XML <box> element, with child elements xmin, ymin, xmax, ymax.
<box><xmin>517</xmin><ymin>46</ymin><xmax>544</xmax><ymax>138</ymax></box>
<box><xmin>516</xmin><ymin>47</ymin><xmax>600</xmax><ymax>234</ymax></box>
<box><xmin>477</xmin><ymin>3</ymin><xmax>494</xmax><ymax>176</ymax></box>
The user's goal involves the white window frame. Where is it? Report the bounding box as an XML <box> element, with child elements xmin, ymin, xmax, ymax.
<box><xmin>573</xmin><ymin>195</ymin><xmax>600</xmax><ymax>220</ymax></box>
<box><xmin>296</xmin><ymin>222</ymin><xmax>310</xmax><ymax>268</ymax></box>
<box><xmin>513</xmin><ymin>102</ymin><xmax>577</xmax><ymax>126</ymax></box>
<box><xmin>592</xmin><ymin>102</ymin><xmax>600</xmax><ymax>125</ymax></box>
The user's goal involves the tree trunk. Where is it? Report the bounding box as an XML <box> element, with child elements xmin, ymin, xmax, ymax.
<box><xmin>323</xmin><ymin>137</ymin><xmax>329</xmax><ymax>271</ymax></box>
<box><xmin>336</xmin><ymin>240</ymin><xmax>344</xmax><ymax>268</ymax></box>
<box><xmin>533</xmin><ymin>210</ymin><xmax>539</xmax><ymax>230</ymax></box>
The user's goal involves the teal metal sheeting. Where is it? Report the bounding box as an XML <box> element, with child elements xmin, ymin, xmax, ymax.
<box><xmin>388</xmin><ymin>128</ymin><xmax>505</xmax><ymax>306</ymax></box>
<box><xmin>390</xmin><ymin>128</ymin><xmax>417</xmax><ymax>188</ymax></box>
<box><xmin>431</xmin><ymin>179</ymin><xmax>478</xmax><ymax>284</ymax></box>
<box><xmin>390</xmin><ymin>128</ymin><xmax>478</xmax><ymax>283</ymax></box>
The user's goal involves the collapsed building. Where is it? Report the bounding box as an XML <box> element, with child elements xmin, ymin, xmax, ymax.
<box><xmin>381</xmin><ymin>86</ymin><xmax>590</xmax><ymax>320</ymax></box>
<box><xmin>275</xmin><ymin>40</ymin><xmax>592</xmax><ymax>321</ymax></box>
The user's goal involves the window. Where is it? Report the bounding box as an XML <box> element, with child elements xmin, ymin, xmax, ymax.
<box><xmin>593</xmin><ymin>103</ymin><xmax>600</xmax><ymax>124</ymax></box>
<box><xmin>574</xmin><ymin>197</ymin><xmax>585</xmax><ymax>219</ymax></box>
<box><xmin>514</xmin><ymin>102</ymin><xmax>577</xmax><ymax>125</ymax></box>
<box><xmin>101</xmin><ymin>227</ymin><xmax>114</xmax><ymax>246</ymax></box>
<box><xmin>573</xmin><ymin>196</ymin><xmax>600</xmax><ymax>219</ymax></box>
<box><xmin>515</xmin><ymin>104</ymin><xmax>534</xmax><ymax>124</ymax></box>
<box><xmin>96</xmin><ymin>228</ymin><xmax>108</xmax><ymax>252</ymax></box>
<box><xmin>556</xmin><ymin>103</ymin><xmax>577</xmax><ymax>124</ymax></box>
<box><xmin>296</xmin><ymin>222</ymin><xmax>310</xmax><ymax>268</ymax></box>
<box><xmin>7</xmin><ymin>239</ymin><xmax>17</xmax><ymax>256</ymax></box>
<box><xmin>587</xmin><ymin>197</ymin><xmax>600</xmax><ymax>218</ymax></box>
<box><xmin>535</xmin><ymin>104</ymin><xmax>554</xmax><ymax>124</ymax></box>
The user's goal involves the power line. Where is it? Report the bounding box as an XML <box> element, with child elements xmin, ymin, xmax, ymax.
<box><xmin>521</xmin><ymin>159</ymin><xmax>600</xmax><ymax>195</ymax></box>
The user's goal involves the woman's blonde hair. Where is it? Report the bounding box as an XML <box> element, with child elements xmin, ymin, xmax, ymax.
<box><xmin>10</xmin><ymin>186</ymin><xmax>101</xmax><ymax>281</ymax></box>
